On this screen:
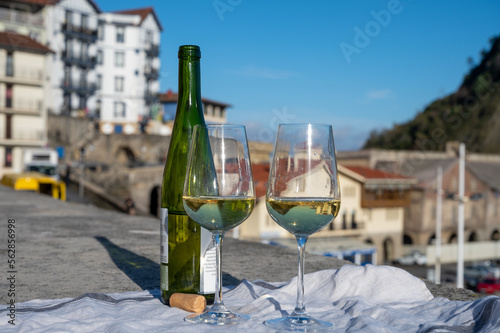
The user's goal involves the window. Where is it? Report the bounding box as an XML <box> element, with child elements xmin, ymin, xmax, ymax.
<box><xmin>65</xmin><ymin>10</ymin><xmax>73</xmax><ymax>29</ymax></box>
<box><xmin>65</xmin><ymin>38</ymin><xmax>73</xmax><ymax>58</ymax></box>
<box><xmin>4</xmin><ymin>147</ymin><xmax>13</xmax><ymax>168</ymax></box>
<box><xmin>64</xmin><ymin>66</ymin><xmax>71</xmax><ymax>86</ymax></box>
<box><xmin>6</xmin><ymin>52</ymin><xmax>13</xmax><ymax>77</ymax></box>
<box><xmin>97</xmin><ymin>22</ymin><xmax>104</xmax><ymax>40</ymax></box>
<box><xmin>96</xmin><ymin>74</ymin><xmax>102</xmax><ymax>90</ymax></box>
<box><xmin>116</xmin><ymin>26</ymin><xmax>125</xmax><ymax>43</ymax></box>
<box><xmin>96</xmin><ymin>49</ymin><xmax>103</xmax><ymax>65</ymax></box>
<box><xmin>146</xmin><ymin>30</ymin><xmax>153</xmax><ymax>43</ymax></box>
<box><xmin>79</xmin><ymin>70</ymin><xmax>86</xmax><ymax>89</ymax></box>
<box><xmin>205</xmin><ymin>104</ymin><xmax>213</xmax><ymax>116</ymax></box>
<box><xmin>96</xmin><ymin>99</ymin><xmax>101</xmax><ymax>118</ymax></box>
<box><xmin>115</xmin><ymin>51</ymin><xmax>124</xmax><ymax>67</ymax></box>
<box><xmin>114</xmin><ymin>102</ymin><xmax>126</xmax><ymax>118</ymax></box>
<box><xmin>114</xmin><ymin>76</ymin><xmax>124</xmax><ymax>92</ymax></box>
<box><xmin>78</xmin><ymin>95</ymin><xmax>86</xmax><ymax>110</ymax></box>
<box><xmin>6</xmin><ymin>84</ymin><xmax>12</xmax><ymax>108</ymax></box>
<box><xmin>63</xmin><ymin>94</ymin><xmax>72</xmax><ymax>114</ymax></box>
<box><xmin>351</xmin><ymin>210</ymin><xmax>357</xmax><ymax>228</ymax></box>
<box><xmin>5</xmin><ymin>114</ymin><xmax>12</xmax><ymax>139</ymax></box>
<box><xmin>80</xmin><ymin>43</ymin><xmax>88</xmax><ymax>61</ymax></box>
<box><xmin>81</xmin><ymin>14</ymin><xmax>88</xmax><ymax>30</ymax></box>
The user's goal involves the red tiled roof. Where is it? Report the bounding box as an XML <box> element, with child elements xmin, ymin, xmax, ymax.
<box><xmin>252</xmin><ymin>163</ymin><xmax>270</xmax><ymax>198</ymax></box>
<box><xmin>343</xmin><ymin>165</ymin><xmax>410</xmax><ymax>180</ymax></box>
<box><xmin>251</xmin><ymin>163</ymin><xmax>412</xmax><ymax>198</ymax></box>
<box><xmin>158</xmin><ymin>89</ymin><xmax>231</xmax><ymax>108</ymax></box>
<box><xmin>10</xmin><ymin>0</ymin><xmax>59</xmax><ymax>5</ymax></box>
<box><xmin>0</xmin><ymin>31</ymin><xmax>53</xmax><ymax>54</ymax></box>
<box><xmin>88</xmin><ymin>0</ymin><xmax>101</xmax><ymax>13</ymax></box>
<box><xmin>112</xmin><ymin>7</ymin><xmax>163</xmax><ymax>31</ymax></box>
<box><xmin>158</xmin><ymin>89</ymin><xmax>178</xmax><ymax>102</ymax></box>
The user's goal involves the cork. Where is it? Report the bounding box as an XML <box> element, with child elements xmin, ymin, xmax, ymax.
<box><xmin>169</xmin><ymin>293</ymin><xmax>207</xmax><ymax>313</ymax></box>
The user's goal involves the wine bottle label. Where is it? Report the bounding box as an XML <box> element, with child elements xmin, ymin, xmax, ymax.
<box><xmin>200</xmin><ymin>226</ymin><xmax>216</xmax><ymax>294</ymax></box>
<box><xmin>160</xmin><ymin>208</ymin><xmax>168</xmax><ymax>264</ymax></box>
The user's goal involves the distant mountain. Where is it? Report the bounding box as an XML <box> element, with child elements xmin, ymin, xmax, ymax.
<box><xmin>363</xmin><ymin>35</ymin><xmax>500</xmax><ymax>153</ymax></box>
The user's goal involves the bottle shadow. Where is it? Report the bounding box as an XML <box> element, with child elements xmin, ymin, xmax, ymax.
<box><xmin>95</xmin><ymin>236</ymin><xmax>160</xmax><ymax>292</ymax></box>
<box><xmin>95</xmin><ymin>236</ymin><xmax>242</xmax><ymax>294</ymax></box>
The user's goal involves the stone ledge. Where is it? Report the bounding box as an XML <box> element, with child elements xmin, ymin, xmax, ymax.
<box><xmin>0</xmin><ymin>185</ymin><xmax>477</xmax><ymax>304</ymax></box>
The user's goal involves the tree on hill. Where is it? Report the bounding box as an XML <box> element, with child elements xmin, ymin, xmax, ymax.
<box><xmin>363</xmin><ymin>35</ymin><xmax>500</xmax><ymax>153</ymax></box>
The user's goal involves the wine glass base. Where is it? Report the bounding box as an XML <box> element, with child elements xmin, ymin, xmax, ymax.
<box><xmin>185</xmin><ymin>308</ymin><xmax>250</xmax><ymax>326</ymax></box>
<box><xmin>264</xmin><ymin>315</ymin><xmax>333</xmax><ymax>331</ymax></box>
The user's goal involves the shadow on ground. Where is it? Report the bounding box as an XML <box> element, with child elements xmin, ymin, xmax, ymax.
<box><xmin>95</xmin><ymin>236</ymin><xmax>160</xmax><ymax>291</ymax></box>
<box><xmin>95</xmin><ymin>236</ymin><xmax>241</xmax><ymax>292</ymax></box>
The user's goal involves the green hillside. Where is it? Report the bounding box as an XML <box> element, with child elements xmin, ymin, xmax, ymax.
<box><xmin>363</xmin><ymin>35</ymin><xmax>500</xmax><ymax>153</ymax></box>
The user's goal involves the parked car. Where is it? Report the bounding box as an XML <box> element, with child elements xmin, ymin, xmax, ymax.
<box><xmin>476</xmin><ymin>278</ymin><xmax>500</xmax><ymax>294</ymax></box>
<box><xmin>464</xmin><ymin>262</ymin><xmax>500</xmax><ymax>290</ymax></box>
<box><xmin>465</xmin><ymin>263</ymin><xmax>500</xmax><ymax>279</ymax></box>
<box><xmin>394</xmin><ymin>251</ymin><xmax>427</xmax><ymax>266</ymax></box>
<box><xmin>480</xmin><ymin>261</ymin><xmax>500</xmax><ymax>279</ymax></box>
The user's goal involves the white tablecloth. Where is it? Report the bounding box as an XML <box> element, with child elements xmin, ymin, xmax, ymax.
<box><xmin>1</xmin><ymin>265</ymin><xmax>499</xmax><ymax>332</ymax></box>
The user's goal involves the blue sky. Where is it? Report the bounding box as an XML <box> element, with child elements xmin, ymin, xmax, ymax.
<box><xmin>99</xmin><ymin>0</ymin><xmax>500</xmax><ymax>151</ymax></box>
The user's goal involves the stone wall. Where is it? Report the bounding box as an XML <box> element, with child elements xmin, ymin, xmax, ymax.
<box><xmin>48</xmin><ymin>115</ymin><xmax>274</xmax><ymax>215</ymax></box>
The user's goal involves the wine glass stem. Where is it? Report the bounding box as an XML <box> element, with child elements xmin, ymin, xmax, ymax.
<box><xmin>213</xmin><ymin>233</ymin><xmax>224</xmax><ymax>309</ymax></box>
<box><xmin>293</xmin><ymin>235</ymin><xmax>308</xmax><ymax>316</ymax></box>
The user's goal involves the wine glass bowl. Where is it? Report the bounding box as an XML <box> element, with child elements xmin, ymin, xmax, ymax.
<box><xmin>182</xmin><ymin>124</ymin><xmax>255</xmax><ymax>325</ymax></box>
<box><xmin>265</xmin><ymin>123</ymin><xmax>341</xmax><ymax>331</ymax></box>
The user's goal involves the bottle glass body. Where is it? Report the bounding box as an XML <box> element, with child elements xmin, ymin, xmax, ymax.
<box><xmin>160</xmin><ymin>45</ymin><xmax>215</xmax><ymax>304</ymax></box>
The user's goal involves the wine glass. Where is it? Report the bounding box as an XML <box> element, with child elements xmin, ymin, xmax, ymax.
<box><xmin>264</xmin><ymin>123</ymin><xmax>341</xmax><ymax>331</ymax></box>
<box><xmin>183</xmin><ymin>124</ymin><xmax>255</xmax><ymax>325</ymax></box>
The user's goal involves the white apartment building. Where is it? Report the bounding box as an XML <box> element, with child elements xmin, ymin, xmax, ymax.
<box><xmin>45</xmin><ymin>0</ymin><xmax>100</xmax><ymax>117</ymax></box>
<box><xmin>0</xmin><ymin>0</ymin><xmax>162</xmax><ymax>135</ymax></box>
<box><xmin>0</xmin><ymin>31</ymin><xmax>53</xmax><ymax>177</ymax></box>
<box><xmin>96</xmin><ymin>8</ymin><xmax>162</xmax><ymax>134</ymax></box>
<box><xmin>0</xmin><ymin>0</ymin><xmax>48</xmax><ymax>43</ymax></box>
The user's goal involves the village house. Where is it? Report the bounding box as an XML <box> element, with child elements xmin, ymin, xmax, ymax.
<box><xmin>238</xmin><ymin>163</ymin><xmax>416</xmax><ymax>264</ymax></box>
<box><xmin>337</xmin><ymin>143</ymin><xmax>500</xmax><ymax>249</ymax></box>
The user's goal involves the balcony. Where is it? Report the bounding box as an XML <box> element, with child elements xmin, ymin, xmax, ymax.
<box><xmin>61</xmin><ymin>79</ymin><xmax>97</xmax><ymax>95</ymax></box>
<box><xmin>0</xmin><ymin>7</ymin><xmax>44</xmax><ymax>27</ymax></box>
<box><xmin>144</xmin><ymin>66</ymin><xmax>159</xmax><ymax>80</ymax></box>
<box><xmin>0</xmin><ymin>128</ymin><xmax>45</xmax><ymax>146</ymax></box>
<box><xmin>0</xmin><ymin>65</ymin><xmax>43</xmax><ymax>86</ymax></box>
<box><xmin>61</xmin><ymin>22</ymin><xmax>98</xmax><ymax>42</ymax></box>
<box><xmin>0</xmin><ymin>98</ymin><xmax>42</xmax><ymax>115</ymax></box>
<box><xmin>145</xmin><ymin>44</ymin><xmax>159</xmax><ymax>58</ymax></box>
<box><xmin>361</xmin><ymin>188</ymin><xmax>412</xmax><ymax>208</ymax></box>
<box><xmin>144</xmin><ymin>90</ymin><xmax>157</xmax><ymax>105</ymax></box>
<box><xmin>61</xmin><ymin>51</ymin><xmax>96</xmax><ymax>69</ymax></box>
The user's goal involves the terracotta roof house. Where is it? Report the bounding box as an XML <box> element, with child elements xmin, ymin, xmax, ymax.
<box><xmin>238</xmin><ymin>163</ymin><xmax>415</xmax><ymax>264</ymax></box>
<box><xmin>158</xmin><ymin>89</ymin><xmax>231</xmax><ymax>124</ymax></box>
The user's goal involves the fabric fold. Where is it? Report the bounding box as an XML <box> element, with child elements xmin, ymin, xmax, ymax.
<box><xmin>1</xmin><ymin>265</ymin><xmax>498</xmax><ymax>332</ymax></box>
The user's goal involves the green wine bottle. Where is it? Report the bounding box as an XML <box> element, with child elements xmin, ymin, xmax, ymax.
<box><xmin>160</xmin><ymin>45</ymin><xmax>215</xmax><ymax>305</ymax></box>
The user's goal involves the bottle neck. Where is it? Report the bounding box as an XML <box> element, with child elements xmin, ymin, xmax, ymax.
<box><xmin>178</xmin><ymin>59</ymin><xmax>202</xmax><ymax>109</ymax></box>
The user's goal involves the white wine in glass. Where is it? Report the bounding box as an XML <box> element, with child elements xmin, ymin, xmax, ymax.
<box><xmin>183</xmin><ymin>124</ymin><xmax>255</xmax><ymax>325</ymax></box>
<box><xmin>265</xmin><ymin>123</ymin><xmax>341</xmax><ymax>331</ymax></box>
